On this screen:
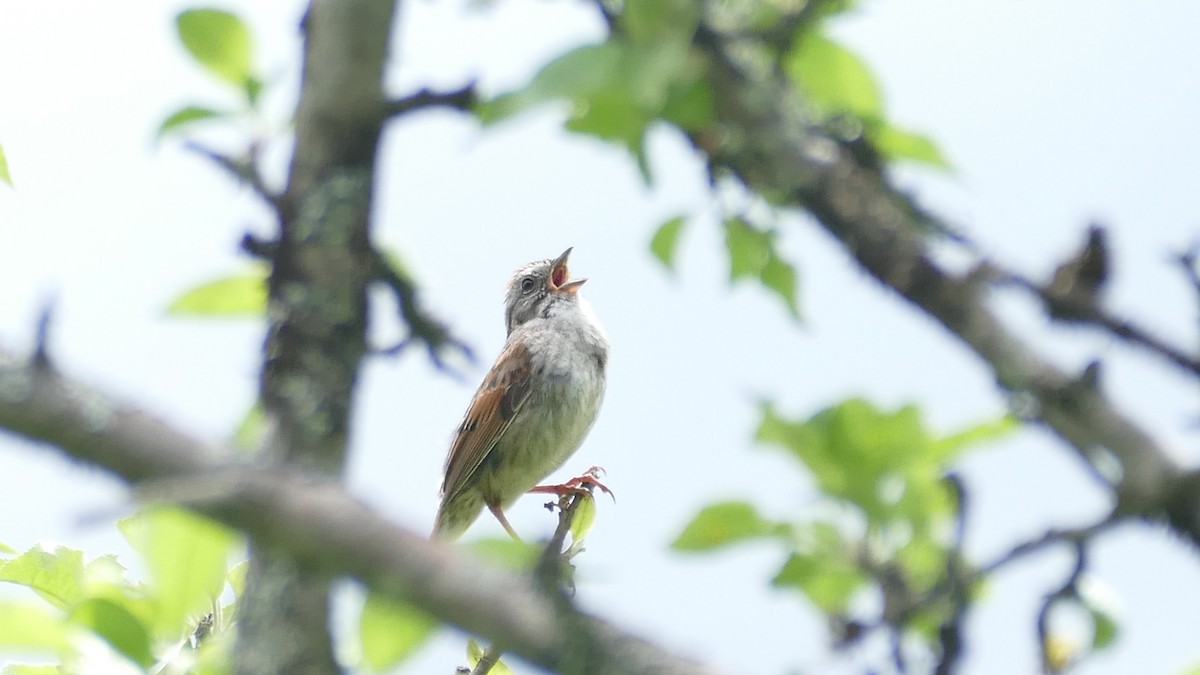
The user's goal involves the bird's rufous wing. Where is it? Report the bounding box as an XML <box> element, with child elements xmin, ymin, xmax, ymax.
<box><xmin>440</xmin><ymin>340</ymin><xmax>534</xmax><ymax>502</ymax></box>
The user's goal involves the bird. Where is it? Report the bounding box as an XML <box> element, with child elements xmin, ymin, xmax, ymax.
<box><xmin>432</xmin><ymin>247</ymin><xmax>609</xmax><ymax>541</ymax></box>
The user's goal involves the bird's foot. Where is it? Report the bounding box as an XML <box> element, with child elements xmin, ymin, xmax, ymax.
<box><xmin>529</xmin><ymin>466</ymin><xmax>615</xmax><ymax>502</ymax></box>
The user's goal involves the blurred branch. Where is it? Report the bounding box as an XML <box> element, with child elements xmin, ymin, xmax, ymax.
<box><xmin>184</xmin><ymin>141</ymin><xmax>282</xmax><ymax>212</ymax></box>
<box><xmin>370</xmin><ymin>249</ymin><xmax>475</xmax><ymax>371</ymax></box>
<box><xmin>385</xmin><ymin>82</ymin><xmax>478</xmax><ymax>118</ymax></box>
<box><xmin>1036</xmin><ymin>539</ymin><xmax>1089</xmax><ymax>674</ymax></box>
<box><xmin>0</xmin><ymin>349</ymin><xmax>721</xmax><ymax>675</ymax></box>
<box><xmin>691</xmin><ymin>16</ymin><xmax>1198</xmax><ymax>536</ymax></box>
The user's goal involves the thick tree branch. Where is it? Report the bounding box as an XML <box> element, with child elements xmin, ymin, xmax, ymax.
<box><xmin>240</xmin><ymin>0</ymin><xmax>399</xmax><ymax>671</ymax></box>
<box><xmin>692</xmin><ymin>19</ymin><xmax>1198</xmax><ymax>535</ymax></box>
<box><xmin>0</xmin><ymin>353</ymin><xmax>722</xmax><ymax>675</ymax></box>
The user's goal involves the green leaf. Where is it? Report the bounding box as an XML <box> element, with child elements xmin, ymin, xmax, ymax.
<box><xmin>166</xmin><ymin>269</ymin><xmax>267</xmax><ymax>317</ymax></box>
<box><xmin>723</xmin><ymin>218</ymin><xmax>802</xmax><ymax>319</ymax></box>
<box><xmin>785</xmin><ymin>34</ymin><xmax>883</xmax><ymax>120</ymax></box>
<box><xmin>760</xmin><ymin>252</ymin><xmax>801</xmax><ymax>319</ymax></box>
<box><xmin>870</xmin><ymin>123</ymin><xmax>951</xmax><ymax>170</ymax></box>
<box><xmin>0</xmin><ymin>143</ymin><xmax>11</xmax><ymax>187</ymax></box>
<box><xmin>1089</xmin><ymin>607</ymin><xmax>1118</xmax><ymax>650</ymax></box>
<box><xmin>226</xmin><ymin>560</ymin><xmax>249</xmax><ymax>599</ymax></box>
<box><xmin>156</xmin><ymin>105</ymin><xmax>230</xmax><ymax>143</ymax></box>
<box><xmin>69</xmin><ymin>597</ymin><xmax>154</xmax><ymax>666</ymax></box>
<box><xmin>772</xmin><ymin>523</ymin><xmax>866</xmax><ymax>613</ymax></box>
<box><xmin>1078</xmin><ymin>577</ymin><xmax>1121</xmax><ymax>651</ymax></box>
<box><xmin>475</xmin><ymin>31</ymin><xmax>702</xmax><ymax>176</ymax></box>
<box><xmin>756</xmin><ymin>399</ymin><xmax>941</xmax><ymax>527</ymax></box>
<box><xmin>622</xmin><ymin>0</ymin><xmax>699</xmax><ymax>43</ymax></box>
<box><xmin>176</xmin><ymin>9</ymin><xmax>254</xmax><ymax>88</ymax></box>
<box><xmin>569</xmin><ymin>492</ymin><xmax>598</xmax><ymax>543</ymax></box>
<box><xmin>467</xmin><ymin>639</ymin><xmax>515</xmax><ymax>675</ymax></box>
<box><xmin>0</xmin><ymin>546</ymin><xmax>85</xmax><ymax>611</ymax></box>
<box><xmin>932</xmin><ymin>415</ymin><xmax>1018</xmax><ymax>458</ymax></box>
<box><xmin>2</xmin><ymin>665</ymin><xmax>62</xmax><ymax>675</ymax></box>
<box><xmin>723</xmin><ymin>217</ymin><xmax>772</xmax><ymax>281</ymax></box>
<box><xmin>0</xmin><ymin>541</ymin><xmax>15</xmax><ymax>555</ymax></box>
<box><xmin>359</xmin><ymin>592</ymin><xmax>438</xmax><ymax>672</ymax></box>
<box><xmin>649</xmin><ymin>215</ymin><xmax>687</xmax><ymax>271</ymax></box>
<box><xmin>468</xmin><ymin>538</ymin><xmax>541</xmax><ymax>571</ymax></box>
<box><xmin>232</xmin><ymin>403</ymin><xmax>265</xmax><ymax>452</ymax></box>
<box><xmin>0</xmin><ymin>600</ymin><xmax>70</xmax><ymax>652</ymax></box>
<box><xmin>672</xmin><ymin>501</ymin><xmax>786</xmax><ymax>551</ymax></box>
<box><xmin>119</xmin><ymin>507</ymin><xmax>235</xmax><ymax>636</ymax></box>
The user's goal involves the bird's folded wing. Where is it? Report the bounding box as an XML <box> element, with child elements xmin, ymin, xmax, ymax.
<box><xmin>440</xmin><ymin>340</ymin><xmax>533</xmax><ymax>502</ymax></box>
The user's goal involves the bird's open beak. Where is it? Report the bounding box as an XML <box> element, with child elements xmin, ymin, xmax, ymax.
<box><xmin>549</xmin><ymin>247</ymin><xmax>587</xmax><ymax>294</ymax></box>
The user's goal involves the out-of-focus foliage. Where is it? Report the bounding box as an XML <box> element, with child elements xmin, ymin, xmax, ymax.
<box><xmin>675</xmin><ymin>398</ymin><xmax>1018</xmax><ymax>663</ymax></box>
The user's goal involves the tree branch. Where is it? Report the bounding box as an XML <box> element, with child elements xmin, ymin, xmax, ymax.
<box><xmin>692</xmin><ymin>18</ymin><xmax>1198</xmax><ymax>536</ymax></box>
<box><xmin>239</xmin><ymin>0</ymin><xmax>400</xmax><ymax>671</ymax></box>
<box><xmin>384</xmin><ymin>82</ymin><xmax>478</xmax><ymax>119</ymax></box>
<box><xmin>371</xmin><ymin>249</ymin><xmax>474</xmax><ymax>371</ymax></box>
<box><xmin>184</xmin><ymin>141</ymin><xmax>282</xmax><ymax>213</ymax></box>
<box><xmin>0</xmin><ymin>352</ymin><xmax>722</xmax><ymax>675</ymax></box>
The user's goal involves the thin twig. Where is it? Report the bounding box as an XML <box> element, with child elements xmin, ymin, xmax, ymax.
<box><xmin>385</xmin><ymin>82</ymin><xmax>478</xmax><ymax>119</ymax></box>
<box><xmin>472</xmin><ymin>490</ymin><xmax>591</xmax><ymax>674</ymax></box>
<box><xmin>978</xmin><ymin>513</ymin><xmax>1117</xmax><ymax>578</ymax></box>
<box><xmin>1036</xmin><ymin>539</ymin><xmax>1089</xmax><ymax>674</ymax></box>
<box><xmin>369</xmin><ymin>249</ymin><xmax>474</xmax><ymax>371</ymax></box>
<box><xmin>997</xmin><ymin>271</ymin><xmax>1200</xmax><ymax>377</ymax></box>
<box><xmin>183</xmin><ymin>141</ymin><xmax>282</xmax><ymax>212</ymax></box>
<box><xmin>469</xmin><ymin>644</ymin><xmax>505</xmax><ymax>675</ymax></box>
<box><xmin>32</xmin><ymin>297</ymin><xmax>55</xmax><ymax>369</ymax></box>
<box><xmin>240</xmin><ymin>233</ymin><xmax>278</xmax><ymax>260</ymax></box>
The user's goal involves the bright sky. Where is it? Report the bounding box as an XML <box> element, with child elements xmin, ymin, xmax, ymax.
<box><xmin>2</xmin><ymin>1</ymin><xmax>1200</xmax><ymax>674</ymax></box>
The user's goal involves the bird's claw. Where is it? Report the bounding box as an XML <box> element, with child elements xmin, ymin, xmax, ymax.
<box><xmin>530</xmin><ymin>465</ymin><xmax>616</xmax><ymax>503</ymax></box>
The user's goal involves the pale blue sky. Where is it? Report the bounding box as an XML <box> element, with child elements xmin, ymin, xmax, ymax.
<box><xmin>2</xmin><ymin>1</ymin><xmax>1199</xmax><ymax>673</ymax></box>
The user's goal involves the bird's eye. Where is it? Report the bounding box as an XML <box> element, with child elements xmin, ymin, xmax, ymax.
<box><xmin>520</xmin><ymin>276</ymin><xmax>537</xmax><ymax>293</ymax></box>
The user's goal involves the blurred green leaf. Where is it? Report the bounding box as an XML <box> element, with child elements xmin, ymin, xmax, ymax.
<box><xmin>1</xmin><ymin>665</ymin><xmax>61</xmax><ymax>675</ymax></box>
<box><xmin>156</xmin><ymin>105</ymin><xmax>230</xmax><ymax>142</ymax></box>
<box><xmin>232</xmin><ymin>403</ymin><xmax>265</xmax><ymax>451</ymax></box>
<box><xmin>723</xmin><ymin>218</ymin><xmax>802</xmax><ymax>320</ymax></box>
<box><xmin>166</xmin><ymin>268</ymin><xmax>266</xmax><ymax>317</ymax></box>
<box><xmin>869</xmin><ymin>123</ymin><xmax>951</xmax><ymax>170</ymax></box>
<box><xmin>649</xmin><ymin>215</ymin><xmax>687</xmax><ymax>271</ymax></box>
<box><xmin>226</xmin><ymin>560</ymin><xmax>249</xmax><ymax>599</ymax></box>
<box><xmin>622</xmin><ymin>0</ymin><xmax>699</xmax><ymax>43</ymax></box>
<box><xmin>475</xmin><ymin>12</ymin><xmax>708</xmax><ymax>177</ymax></box>
<box><xmin>760</xmin><ymin>252</ymin><xmax>801</xmax><ymax>319</ymax></box>
<box><xmin>569</xmin><ymin>492</ymin><xmax>598</xmax><ymax>543</ymax></box>
<box><xmin>756</xmin><ymin>399</ymin><xmax>951</xmax><ymax>529</ymax></box>
<box><xmin>0</xmin><ymin>541</ymin><xmax>15</xmax><ymax>555</ymax></box>
<box><xmin>1078</xmin><ymin>577</ymin><xmax>1121</xmax><ymax>651</ymax></box>
<box><xmin>468</xmin><ymin>538</ymin><xmax>540</xmax><ymax>571</ymax></box>
<box><xmin>467</xmin><ymin>639</ymin><xmax>515</xmax><ymax>675</ymax></box>
<box><xmin>0</xmin><ymin>143</ymin><xmax>11</xmax><ymax>187</ymax></box>
<box><xmin>119</xmin><ymin>507</ymin><xmax>235</xmax><ymax>636</ymax></box>
<box><xmin>0</xmin><ymin>600</ymin><xmax>70</xmax><ymax>652</ymax></box>
<box><xmin>785</xmin><ymin>34</ymin><xmax>882</xmax><ymax>120</ymax></box>
<box><xmin>932</xmin><ymin>415</ymin><xmax>1018</xmax><ymax>458</ymax></box>
<box><xmin>0</xmin><ymin>546</ymin><xmax>85</xmax><ymax>611</ymax></box>
<box><xmin>724</xmin><ymin>217</ymin><xmax>771</xmax><ymax>281</ymax></box>
<box><xmin>672</xmin><ymin>501</ymin><xmax>786</xmax><ymax>551</ymax></box>
<box><xmin>176</xmin><ymin>9</ymin><xmax>254</xmax><ymax>88</ymax></box>
<box><xmin>69</xmin><ymin>597</ymin><xmax>154</xmax><ymax>666</ymax></box>
<box><xmin>1090</xmin><ymin>606</ymin><xmax>1118</xmax><ymax>650</ymax></box>
<box><xmin>359</xmin><ymin>592</ymin><xmax>438</xmax><ymax>672</ymax></box>
<box><xmin>772</xmin><ymin>523</ymin><xmax>865</xmax><ymax>613</ymax></box>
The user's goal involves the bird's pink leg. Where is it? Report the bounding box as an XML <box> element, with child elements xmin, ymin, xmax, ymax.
<box><xmin>529</xmin><ymin>465</ymin><xmax>615</xmax><ymax>502</ymax></box>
